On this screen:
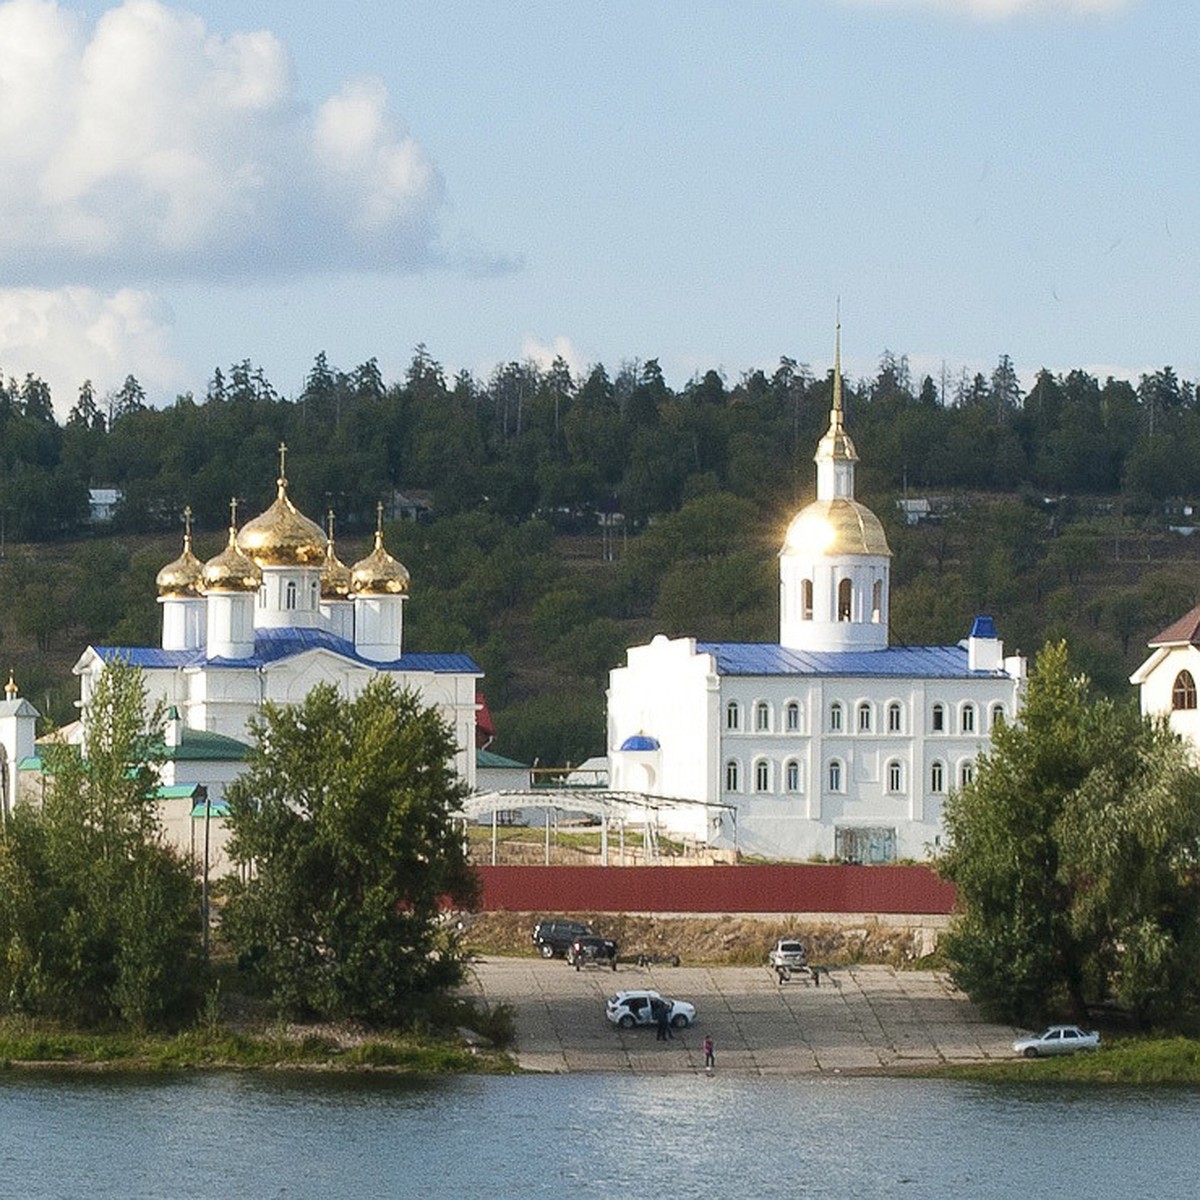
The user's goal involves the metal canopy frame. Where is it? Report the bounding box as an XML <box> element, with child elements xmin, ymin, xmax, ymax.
<box><xmin>462</xmin><ymin>789</ymin><xmax>737</xmax><ymax>866</ymax></box>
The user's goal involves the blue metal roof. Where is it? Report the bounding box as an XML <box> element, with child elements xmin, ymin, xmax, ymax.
<box><xmin>94</xmin><ymin>629</ymin><xmax>481</xmax><ymax>675</ymax></box>
<box><xmin>695</xmin><ymin>642</ymin><xmax>1004</xmax><ymax>679</ymax></box>
<box><xmin>620</xmin><ymin>734</ymin><xmax>661</xmax><ymax>751</ymax></box>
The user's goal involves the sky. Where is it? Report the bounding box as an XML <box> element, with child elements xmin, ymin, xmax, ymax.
<box><xmin>0</xmin><ymin>0</ymin><xmax>1194</xmax><ymax>415</ymax></box>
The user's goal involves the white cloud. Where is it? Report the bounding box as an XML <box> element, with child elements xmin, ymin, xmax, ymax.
<box><xmin>838</xmin><ymin>0</ymin><xmax>1131</xmax><ymax>17</ymax></box>
<box><xmin>519</xmin><ymin>334</ymin><xmax>587</xmax><ymax>379</ymax></box>
<box><xmin>0</xmin><ymin>0</ymin><xmax>447</xmax><ymax>280</ymax></box>
<box><xmin>0</xmin><ymin>286</ymin><xmax>184</xmax><ymax>412</ymax></box>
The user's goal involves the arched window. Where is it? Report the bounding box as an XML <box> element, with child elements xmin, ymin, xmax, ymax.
<box><xmin>802</xmin><ymin>578</ymin><xmax>813</xmax><ymax>620</ymax></box>
<box><xmin>755</xmin><ymin>701</ymin><xmax>771</xmax><ymax>732</ymax></box>
<box><xmin>931</xmin><ymin>703</ymin><xmax>946</xmax><ymax>733</ymax></box>
<box><xmin>285</xmin><ymin>580</ymin><xmax>297</xmax><ymax>610</ymax></box>
<box><xmin>887</xmin><ymin>702</ymin><xmax>902</xmax><ymax>734</ymax></box>
<box><xmin>785</xmin><ymin>701</ymin><xmax>801</xmax><ymax>732</ymax></box>
<box><xmin>830</xmin><ymin>702</ymin><xmax>843</xmax><ymax>733</ymax></box>
<box><xmin>930</xmin><ymin>760</ymin><xmax>945</xmax><ymax>793</ymax></box>
<box><xmin>959</xmin><ymin>761</ymin><xmax>975</xmax><ymax>788</ymax></box>
<box><xmin>872</xmin><ymin>579</ymin><xmax>883</xmax><ymax>623</ymax></box>
<box><xmin>725</xmin><ymin>760</ymin><xmax>740</xmax><ymax>792</ymax></box>
<box><xmin>725</xmin><ymin>701</ymin><xmax>741</xmax><ymax>731</ymax></box>
<box><xmin>961</xmin><ymin>703</ymin><xmax>976</xmax><ymax>734</ymax></box>
<box><xmin>990</xmin><ymin>702</ymin><xmax>1005</xmax><ymax>729</ymax></box>
<box><xmin>785</xmin><ymin>760</ymin><xmax>801</xmax><ymax>792</ymax></box>
<box><xmin>828</xmin><ymin>759</ymin><xmax>843</xmax><ymax>792</ymax></box>
<box><xmin>754</xmin><ymin>759</ymin><xmax>770</xmax><ymax>793</ymax></box>
<box><xmin>857</xmin><ymin>702</ymin><xmax>872</xmax><ymax>733</ymax></box>
<box><xmin>837</xmin><ymin>578</ymin><xmax>853</xmax><ymax>621</ymax></box>
<box><xmin>1173</xmin><ymin>671</ymin><xmax>1197</xmax><ymax>711</ymax></box>
<box><xmin>887</xmin><ymin>760</ymin><xmax>903</xmax><ymax>793</ymax></box>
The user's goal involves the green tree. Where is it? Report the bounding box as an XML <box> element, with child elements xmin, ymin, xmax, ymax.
<box><xmin>222</xmin><ymin>678</ymin><xmax>479</xmax><ymax>1023</ymax></box>
<box><xmin>0</xmin><ymin>660</ymin><xmax>204</xmax><ymax>1027</ymax></box>
<box><xmin>940</xmin><ymin>642</ymin><xmax>1200</xmax><ymax>1026</ymax></box>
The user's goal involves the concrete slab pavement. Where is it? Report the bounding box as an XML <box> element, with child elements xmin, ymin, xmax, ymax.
<box><xmin>461</xmin><ymin>957</ymin><xmax>1018</xmax><ymax>1076</ymax></box>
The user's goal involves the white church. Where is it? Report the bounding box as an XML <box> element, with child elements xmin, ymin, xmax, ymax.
<box><xmin>1</xmin><ymin>448</ymin><xmax>481</xmax><ymax>865</ymax></box>
<box><xmin>607</xmin><ymin>328</ymin><xmax>1028</xmax><ymax>862</ymax></box>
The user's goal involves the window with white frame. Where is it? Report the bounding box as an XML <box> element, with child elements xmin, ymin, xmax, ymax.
<box><xmin>754</xmin><ymin>759</ymin><xmax>770</xmax><ymax>793</ymax></box>
<box><xmin>785</xmin><ymin>759</ymin><xmax>801</xmax><ymax>792</ymax></box>
<box><xmin>930</xmin><ymin>760</ymin><xmax>945</xmax><ymax>793</ymax></box>
<box><xmin>991</xmin><ymin>702</ymin><xmax>1005</xmax><ymax>729</ymax></box>
<box><xmin>802</xmin><ymin>578</ymin><xmax>813</xmax><ymax>620</ymax></box>
<box><xmin>887</xmin><ymin>759</ymin><xmax>903</xmax><ymax>793</ymax></box>
<box><xmin>285</xmin><ymin>580</ymin><xmax>297</xmax><ymax>610</ymax></box>
<box><xmin>931</xmin><ymin>702</ymin><xmax>945</xmax><ymax>732</ymax></box>
<box><xmin>830</xmin><ymin>702</ymin><xmax>843</xmax><ymax>733</ymax></box>
<box><xmin>755</xmin><ymin>701</ymin><xmax>770</xmax><ymax>732</ymax></box>
<box><xmin>961</xmin><ymin>703</ymin><xmax>976</xmax><ymax>734</ymax></box>
<box><xmin>871</xmin><ymin>579</ymin><xmax>883</xmax><ymax>623</ymax></box>
<box><xmin>838</xmin><ymin>577</ymin><xmax>853</xmax><ymax>621</ymax></box>
<box><xmin>725</xmin><ymin>760</ymin><xmax>740</xmax><ymax>791</ymax></box>
<box><xmin>725</xmin><ymin>701</ymin><xmax>741</xmax><ymax>731</ymax></box>
<box><xmin>857</xmin><ymin>702</ymin><xmax>872</xmax><ymax>733</ymax></box>
<box><xmin>828</xmin><ymin>759</ymin><xmax>843</xmax><ymax>792</ymax></box>
<box><xmin>785</xmin><ymin>701</ymin><xmax>801</xmax><ymax>732</ymax></box>
<box><xmin>887</xmin><ymin>702</ymin><xmax>902</xmax><ymax>733</ymax></box>
<box><xmin>959</xmin><ymin>760</ymin><xmax>974</xmax><ymax>787</ymax></box>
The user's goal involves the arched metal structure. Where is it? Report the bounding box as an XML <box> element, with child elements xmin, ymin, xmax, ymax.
<box><xmin>463</xmin><ymin>789</ymin><xmax>737</xmax><ymax>866</ymax></box>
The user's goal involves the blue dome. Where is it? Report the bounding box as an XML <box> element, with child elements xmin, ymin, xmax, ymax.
<box><xmin>620</xmin><ymin>734</ymin><xmax>661</xmax><ymax>752</ymax></box>
<box><xmin>970</xmin><ymin>615</ymin><xmax>998</xmax><ymax>640</ymax></box>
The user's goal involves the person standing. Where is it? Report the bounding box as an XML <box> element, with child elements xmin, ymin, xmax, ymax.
<box><xmin>655</xmin><ymin>1000</ymin><xmax>673</xmax><ymax>1041</ymax></box>
<box><xmin>702</xmin><ymin>1034</ymin><xmax>715</xmax><ymax>1071</ymax></box>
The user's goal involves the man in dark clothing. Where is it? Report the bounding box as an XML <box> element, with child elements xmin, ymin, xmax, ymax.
<box><xmin>654</xmin><ymin>1000</ymin><xmax>673</xmax><ymax>1041</ymax></box>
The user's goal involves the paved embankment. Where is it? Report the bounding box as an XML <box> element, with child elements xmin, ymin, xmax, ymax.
<box><xmin>462</xmin><ymin>957</ymin><xmax>1018</xmax><ymax>1075</ymax></box>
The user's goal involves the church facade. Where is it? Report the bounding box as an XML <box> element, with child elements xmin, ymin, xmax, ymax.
<box><xmin>65</xmin><ymin>450</ymin><xmax>481</xmax><ymax>823</ymax></box>
<box><xmin>607</xmin><ymin>329</ymin><xmax>1027</xmax><ymax>862</ymax></box>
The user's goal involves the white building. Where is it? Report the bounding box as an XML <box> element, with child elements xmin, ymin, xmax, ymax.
<box><xmin>607</xmin><ymin>327</ymin><xmax>1026</xmax><ymax>862</ymax></box>
<box><xmin>1131</xmin><ymin>605</ymin><xmax>1200</xmax><ymax>743</ymax></box>
<box><xmin>60</xmin><ymin>448</ymin><xmax>480</xmax><ymax>857</ymax></box>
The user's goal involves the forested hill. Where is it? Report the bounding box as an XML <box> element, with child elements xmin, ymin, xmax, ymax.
<box><xmin>2</xmin><ymin>347</ymin><xmax>1200</xmax><ymax>762</ymax></box>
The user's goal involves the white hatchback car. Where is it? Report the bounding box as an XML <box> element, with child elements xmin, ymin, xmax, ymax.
<box><xmin>1012</xmin><ymin>1025</ymin><xmax>1100</xmax><ymax>1058</ymax></box>
<box><xmin>606</xmin><ymin>989</ymin><xmax>696</xmax><ymax>1030</ymax></box>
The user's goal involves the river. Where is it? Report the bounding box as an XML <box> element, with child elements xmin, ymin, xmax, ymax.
<box><xmin>3</xmin><ymin>1071</ymin><xmax>1195</xmax><ymax>1199</ymax></box>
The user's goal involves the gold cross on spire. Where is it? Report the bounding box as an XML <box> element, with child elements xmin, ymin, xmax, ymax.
<box><xmin>326</xmin><ymin>509</ymin><xmax>336</xmax><ymax>542</ymax></box>
<box><xmin>229</xmin><ymin>497</ymin><xmax>239</xmax><ymax>529</ymax></box>
<box><xmin>278</xmin><ymin>441</ymin><xmax>288</xmax><ymax>485</ymax></box>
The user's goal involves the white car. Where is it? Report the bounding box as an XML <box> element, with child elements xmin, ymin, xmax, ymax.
<box><xmin>606</xmin><ymin>989</ymin><xmax>696</xmax><ymax>1030</ymax></box>
<box><xmin>1012</xmin><ymin>1025</ymin><xmax>1100</xmax><ymax>1058</ymax></box>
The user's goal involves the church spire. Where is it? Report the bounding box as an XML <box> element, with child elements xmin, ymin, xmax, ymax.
<box><xmin>814</xmin><ymin>307</ymin><xmax>858</xmax><ymax>499</ymax></box>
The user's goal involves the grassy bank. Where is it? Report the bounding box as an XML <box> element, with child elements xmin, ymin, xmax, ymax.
<box><xmin>916</xmin><ymin>1037</ymin><xmax>1200</xmax><ymax>1086</ymax></box>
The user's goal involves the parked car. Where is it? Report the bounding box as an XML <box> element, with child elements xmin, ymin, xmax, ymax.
<box><xmin>606</xmin><ymin>989</ymin><xmax>696</xmax><ymax>1030</ymax></box>
<box><xmin>532</xmin><ymin>919</ymin><xmax>594</xmax><ymax>959</ymax></box>
<box><xmin>568</xmin><ymin>934</ymin><xmax>618</xmax><ymax>971</ymax></box>
<box><xmin>767</xmin><ymin>939</ymin><xmax>808</xmax><ymax>970</ymax></box>
<box><xmin>1012</xmin><ymin>1025</ymin><xmax>1100</xmax><ymax>1058</ymax></box>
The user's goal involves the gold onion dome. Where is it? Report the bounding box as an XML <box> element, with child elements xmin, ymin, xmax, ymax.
<box><xmin>203</xmin><ymin>503</ymin><xmax>263</xmax><ymax>593</ymax></box>
<box><xmin>235</xmin><ymin>444</ymin><xmax>326</xmax><ymax>568</ymax></box>
<box><xmin>351</xmin><ymin>511</ymin><xmax>410</xmax><ymax>596</ymax></box>
<box><xmin>156</xmin><ymin>511</ymin><xmax>204</xmax><ymax>597</ymax></box>
<box><xmin>321</xmin><ymin>512</ymin><xmax>352</xmax><ymax>599</ymax></box>
<box><xmin>782</xmin><ymin>498</ymin><xmax>892</xmax><ymax>558</ymax></box>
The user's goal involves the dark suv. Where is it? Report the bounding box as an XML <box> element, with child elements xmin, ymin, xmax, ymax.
<box><xmin>532</xmin><ymin>919</ymin><xmax>594</xmax><ymax>959</ymax></box>
<box><xmin>567</xmin><ymin>934</ymin><xmax>619</xmax><ymax>971</ymax></box>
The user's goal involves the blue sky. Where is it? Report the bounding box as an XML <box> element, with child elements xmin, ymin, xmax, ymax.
<box><xmin>0</xmin><ymin>0</ymin><xmax>1192</xmax><ymax>413</ymax></box>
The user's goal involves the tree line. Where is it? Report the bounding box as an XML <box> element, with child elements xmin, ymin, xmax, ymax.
<box><xmin>3</xmin><ymin>346</ymin><xmax>1200</xmax><ymax>544</ymax></box>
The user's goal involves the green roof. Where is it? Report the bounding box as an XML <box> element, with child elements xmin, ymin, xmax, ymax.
<box><xmin>156</xmin><ymin>785</ymin><xmax>204</xmax><ymax>799</ymax></box>
<box><xmin>154</xmin><ymin>728</ymin><xmax>251</xmax><ymax>763</ymax></box>
<box><xmin>477</xmin><ymin>748</ymin><xmax>529</xmax><ymax>770</ymax></box>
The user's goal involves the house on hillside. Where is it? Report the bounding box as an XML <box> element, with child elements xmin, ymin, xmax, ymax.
<box><xmin>1131</xmin><ymin>605</ymin><xmax>1200</xmax><ymax>744</ymax></box>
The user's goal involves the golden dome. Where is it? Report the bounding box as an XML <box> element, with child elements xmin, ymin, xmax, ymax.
<box><xmin>782</xmin><ymin>498</ymin><xmax>891</xmax><ymax>559</ymax></box>
<box><xmin>156</xmin><ymin>529</ymin><xmax>204</xmax><ymax>598</ymax></box>
<box><xmin>237</xmin><ymin>480</ymin><xmax>326</xmax><ymax>567</ymax></box>
<box><xmin>321</xmin><ymin>513</ymin><xmax>353</xmax><ymax>599</ymax></box>
<box><xmin>814</xmin><ymin>415</ymin><xmax>858</xmax><ymax>465</ymax></box>
<box><xmin>203</xmin><ymin>525</ymin><xmax>263</xmax><ymax>593</ymax></box>
<box><xmin>351</xmin><ymin>529</ymin><xmax>410</xmax><ymax>596</ymax></box>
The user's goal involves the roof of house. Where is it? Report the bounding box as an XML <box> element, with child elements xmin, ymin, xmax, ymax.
<box><xmin>156</xmin><ymin>728</ymin><xmax>251</xmax><ymax>762</ymax></box>
<box><xmin>695</xmin><ymin>642</ymin><xmax>1011</xmax><ymax>679</ymax></box>
<box><xmin>476</xmin><ymin>748</ymin><xmax>528</xmax><ymax>770</ymax></box>
<box><xmin>91</xmin><ymin>627</ymin><xmax>482</xmax><ymax>675</ymax></box>
<box><xmin>1148</xmin><ymin>603</ymin><xmax>1200</xmax><ymax>648</ymax></box>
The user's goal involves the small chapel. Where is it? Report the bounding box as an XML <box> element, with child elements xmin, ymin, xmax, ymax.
<box><xmin>607</xmin><ymin>326</ymin><xmax>1028</xmax><ymax>862</ymax></box>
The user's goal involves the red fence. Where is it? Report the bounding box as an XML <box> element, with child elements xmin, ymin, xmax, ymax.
<box><xmin>473</xmin><ymin>864</ymin><xmax>956</xmax><ymax>915</ymax></box>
